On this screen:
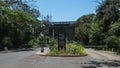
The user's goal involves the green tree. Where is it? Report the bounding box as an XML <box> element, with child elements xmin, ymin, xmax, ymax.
<box><xmin>109</xmin><ymin>22</ymin><xmax>120</xmax><ymax>37</ymax></box>
<box><xmin>75</xmin><ymin>14</ymin><xmax>95</xmax><ymax>45</ymax></box>
<box><xmin>104</xmin><ymin>21</ymin><xmax>120</xmax><ymax>52</ymax></box>
<box><xmin>77</xmin><ymin>14</ymin><xmax>95</xmax><ymax>24</ymax></box>
<box><xmin>90</xmin><ymin>23</ymin><xmax>106</xmax><ymax>45</ymax></box>
<box><xmin>96</xmin><ymin>0</ymin><xmax>120</xmax><ymax>32</ymax></box>
<box><xmin>0</xmin><ymin>0</ymin><xmax>41</xmax><ymax>49</ymax></box>
<box><xmin>75</xmin><ymin>0</ymin><xmax>120</xmax><ymax>53</ymax></box>
<box><xmin>89</xmin><ymin>0</ymin><xmax>120</xmax><ymax>45</ymax></box>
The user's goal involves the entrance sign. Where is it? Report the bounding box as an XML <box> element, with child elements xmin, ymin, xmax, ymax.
<box><xmin>58</xmin><ymin>32</ymin><xmax>66</xmax><ymax>50</ymax></box>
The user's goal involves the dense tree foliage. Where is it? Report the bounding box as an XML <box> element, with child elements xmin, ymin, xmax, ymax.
<box><xmin>75</xmin><ymin>14</ymin><xmax>95</xmax><ymax>45</ymax></box>
<box><xmin>96</xmin><ymin>0</ymin><xmax>120</xmax><ymax>32</ymax></box>
<box><xmin>75</xmin><ymin>0</ymin><xmax>120</xmax><ymax>53</ymax></box>
<box><xmin>0</xmin><ymin>0</ymin><xmax>41</xmax><ymax>49</ymax></box>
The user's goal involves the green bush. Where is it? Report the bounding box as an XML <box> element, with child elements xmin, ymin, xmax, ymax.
<box><xmin>48</xmin><ymin>38</ymin><xmax>57</xmax><ymax>48</ymax></box>
<box><xmin>48</xmin><ymin>42</ymin><xmax>87</xmax><ymax>56</ymax></box>
<box><xmin>28</xmin><ymin>38</ymin><xmax>41</xmax><ymax>48</ymax></box>
<box><xmin>104</xmin><ymin>36</ymin><xmax>120</xmax><ymax>48</ymax></box>
<box><xmin>104</xmin><ymin>36</ymin><xmax>120</xmax><ymax>52</ymax></box>
<box><xmin>2</xmin><ymin>37</ymin><xmax>13</xmax><ymax>48</ymax></box>
<box><xmin>66</xmin><ymin>43</ymin><xmax>87</xmax><ymax>55</ymax></box>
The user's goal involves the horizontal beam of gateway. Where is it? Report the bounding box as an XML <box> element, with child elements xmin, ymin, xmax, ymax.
<box><xmin>43</xmin><ymin>21</ymin><xmax>78</xmax><ymax>26</ymax></box>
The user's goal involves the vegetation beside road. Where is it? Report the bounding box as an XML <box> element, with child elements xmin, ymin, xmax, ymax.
<box><xmin>75</xmin><ymin>0</ymin><xmax>120</xmax><ymax>54</ymax></box>
<box><xmin>48</xmin><ymin>42</ymin><xmax>87</xmax><ymax>56</ymax></box>
<box><xmin>0</xmin><ymin>0</ymin><xmax>42</xmax><ymax>50</ymax></box>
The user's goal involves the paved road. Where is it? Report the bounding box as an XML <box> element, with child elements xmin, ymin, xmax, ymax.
<box><xmin>0</xmin><ymin>48</ymin><xmax>120</xmax><ymax>68</ymax></box>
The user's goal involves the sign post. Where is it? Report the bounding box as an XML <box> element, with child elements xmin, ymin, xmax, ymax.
<box><xmin>58</xmin><ymin>27</ymin><xmax>66</xmax><ymax>50</ymax></box>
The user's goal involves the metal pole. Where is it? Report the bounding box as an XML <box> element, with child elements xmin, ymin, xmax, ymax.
<box><xmin>41</xmin><ymin>38</ymin><xmax>44</xmax><ymax>52</ymax></box>
<box><xmin>41</xmin><ymin>31</ymin><xmax>44</xmax><ymax>52</ymax></box>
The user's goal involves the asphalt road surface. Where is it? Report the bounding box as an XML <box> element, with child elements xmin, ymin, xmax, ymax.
<box><xmin>0</xmin><ymin>48</ymin><xmax>120</xmax><ymax>68</ymax></box>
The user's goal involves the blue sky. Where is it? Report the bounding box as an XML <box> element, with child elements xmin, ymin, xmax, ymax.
<box><xmin>33</xmin><ymin>0</ymin><xmax>98</xmax><ymax>21</ymax></box>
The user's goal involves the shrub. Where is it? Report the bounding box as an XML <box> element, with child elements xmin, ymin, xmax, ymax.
<box><xmin>48</xmin><ymin>42</ymin><xmax>87</xmax><ymax>56</ymax></box>
<box><xmin>104</xmin><ymin>36</ymin><xmax>120</xmax><ymax>48</ymax></box>
<box><xmin>104</xmin><ymin>36</ymin><xmax>120</xmax><ymax>52</ymax></box>
<box><xmin>28</xmin><ymin>38</ymin><xmax>41</xmax><ymax>48</ymax></box>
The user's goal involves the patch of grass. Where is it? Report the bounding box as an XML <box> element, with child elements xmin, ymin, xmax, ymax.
<box><xmin>48</xmin><ymin>42</ymin><xmax>88</xmax><ymax>56</ymax></box>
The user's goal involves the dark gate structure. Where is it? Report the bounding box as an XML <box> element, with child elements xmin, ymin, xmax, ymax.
<box><xmin>43</xmin><ymin>21</ymin><xmax>78</xmax><ymax>50</ymax></box>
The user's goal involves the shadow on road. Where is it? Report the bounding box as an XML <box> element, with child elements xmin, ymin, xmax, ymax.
<box><xmin>0</xmin><ymin>48</ymin><xmax>36</xmax><ymax>53</ymax></box>
<box><xmin>82</xmin><ymin>60</ymin><xmax>120</xmax><ymax>68</ymax></box>
<box><xmin>11</xmin><ymin>48</ymin><xmax>36</xmax><ymax>52</ymax></box>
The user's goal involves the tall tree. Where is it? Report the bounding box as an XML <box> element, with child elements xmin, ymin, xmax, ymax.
<box><xmin>0</xmin><ymin>0</ymin><xmax>41</xmax><ymax>49</ymax></box>
<box><xmin>75</xmin><ymin>14</ymin><xmax>95</xmax><ymax>45</ymax></box>
<box><xmin>96</xmin><ymin>0</ymin><xmax>120</xmax><ymax>32</ymax></box>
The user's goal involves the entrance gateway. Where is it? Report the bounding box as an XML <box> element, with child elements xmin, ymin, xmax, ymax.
<box><xmin>44</xmin><ymin>21</ymin><xmax>78</xmax><ymax>50</ymax></box>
